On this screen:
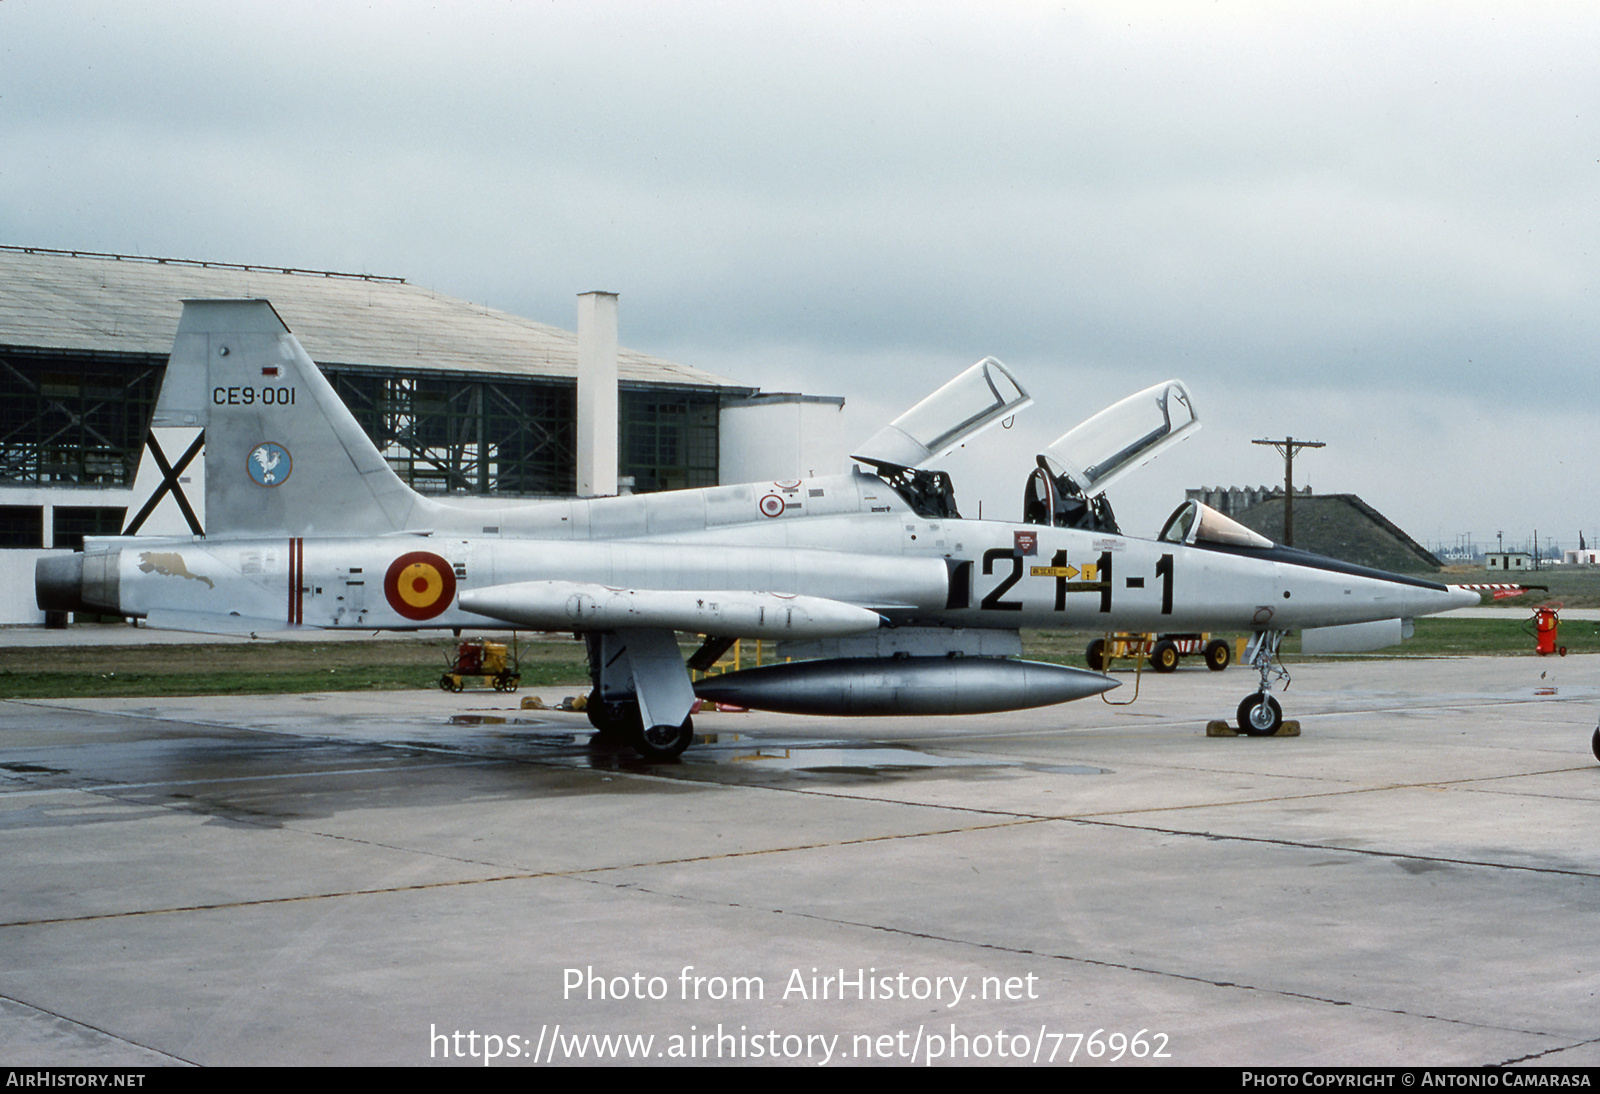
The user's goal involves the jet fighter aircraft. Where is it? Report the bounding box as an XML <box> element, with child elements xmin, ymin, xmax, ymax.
<box><xmin>36</xmin><ymin>300</ymin><xmax>1479</xmax><ymax>757</ymax></box>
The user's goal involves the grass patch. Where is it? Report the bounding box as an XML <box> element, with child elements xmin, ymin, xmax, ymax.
<box><xmin>0</xmin><ymin>637</ymin><xmax>592</xmax><ymax>699</ymax></box>
<box><xmin>1021</xmin><ymin>614</ymin><xmax>1600</xmax><ymax>668</ymax></box>
<box><xmin>4</xmin><ymin>613</ymin><xmax>1591</xmax><ymax>700</ymax></box>
<box><xmin>1281</xmin><ymin>616</ymin><xmax>1600</xmax><ymax>660</ymax></box>
<box><xmin>1443</xmin><ymin>566</ymin><xmax>1600</xmax><ymax>609</ymax></box>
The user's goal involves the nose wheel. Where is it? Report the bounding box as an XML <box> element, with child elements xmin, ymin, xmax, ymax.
<box><xmin>1237</xmin><ymin>693</ymin><xmax>1283</xmax><ymax>736</ymax></box>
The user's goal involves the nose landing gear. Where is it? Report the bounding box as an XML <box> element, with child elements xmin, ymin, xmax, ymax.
<box><xmin>1236</xmin><ymin>630</ymin><xmax>1290</xmax><ymax>737</ymax></box>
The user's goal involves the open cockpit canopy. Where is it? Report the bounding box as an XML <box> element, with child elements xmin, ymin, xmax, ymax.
<box><xmin>852</xmin><ymin>356</ymin><xmax>1031</xmax><ymax>472</ymax></box>
<box><xmin>1040</xmin><ymin>379</ymin><xmax>1198</xmax><ymax>498</ymax></box>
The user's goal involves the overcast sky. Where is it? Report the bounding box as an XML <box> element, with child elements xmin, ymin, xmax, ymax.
<box><xmin>2</xmin><ymin>1</ymin><xmax>1595</xmax><ymax>553</ymax></box>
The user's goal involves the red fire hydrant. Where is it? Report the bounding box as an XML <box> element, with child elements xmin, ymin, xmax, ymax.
<box><xmin>1534</xmin><ymin>606</ymin><xmax>1566</xmax><ymax>656</ymax></box>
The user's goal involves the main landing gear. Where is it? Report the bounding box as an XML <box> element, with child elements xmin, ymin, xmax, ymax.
<box><xmin>580</xmin><ymin>631</ymin><xmax>700</xmax><ymax>761</ymax></box>
<box><xmin>584</xmin><ymin>690</ymin><xmax>695</xmax><ymax>760</ymax></box>
<box><xmin>635</xmin><ymin>717</ymin><xmax>695</xmax><ymax>761</ymax></box>
<box><xmin>1236</xmin><ymin>631</ymin><xmax>1290</xmax><ymax>736</ymax></box>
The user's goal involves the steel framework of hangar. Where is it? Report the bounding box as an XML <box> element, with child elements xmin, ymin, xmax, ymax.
<box><xmin>0</xmin><ymin>246</ymin><xmax>751</xmax><ymax>537</ymax></box>
<box><xmin>0</xmin><ymin>245</ymin><xmax>842</xmax><ymax>622</ymax></box>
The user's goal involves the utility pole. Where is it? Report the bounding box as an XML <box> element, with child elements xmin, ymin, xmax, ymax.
<box><xmin>1252</xmin><ymin>436</ymin><xmax>1325</xmax><ymax>546</ymax></box>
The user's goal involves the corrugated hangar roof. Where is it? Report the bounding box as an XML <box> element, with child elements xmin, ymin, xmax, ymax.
<box><xmin>0</xmin><ymin>245</ymin><xmax>743</xmax><ymax>390</ymax></box>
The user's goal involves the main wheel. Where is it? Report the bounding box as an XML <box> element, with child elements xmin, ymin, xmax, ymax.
<box><xmin>632</xmin><ymin>716</ymin><xmax>694</xmax><ymax>761</ymax></box>
<box><xmin>1591</xmin><ymin>726</ymin><xmax>1599</xmax><ymax>763</ymax></box>
<box><xmin>586</xmin><ymin>691</ymin><xmax>637</xmax><ymax>737</ymax></box>
<box><xmin>439</xmin><ymin>674</ymin><xmax>453</xmax><ymax>692</ymax></box>
<box><xmin>1086</xmin><ymin>638</ymin><xmax>1108</xmax><ymax>672</ymax></box>
<box><xmin>1204</xmin><ymin>639</ymin><xmax>1231</xmax><ymax>671</ymax></box>
<box><xmin>1237</xmin><ymin>693</ymin><xmax>1283</xmax><ymax>736</ymax></box>
<box><xmin>1150</xmin><ymin>640</ymin><xmax>1179</xmax><ymax>673</ymax></box>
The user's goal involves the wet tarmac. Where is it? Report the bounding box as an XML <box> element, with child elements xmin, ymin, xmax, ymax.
<box><xmin>1</xmin><ymin>653</ymin><xmax>1597</xmax><ymax>1067</ymax></box>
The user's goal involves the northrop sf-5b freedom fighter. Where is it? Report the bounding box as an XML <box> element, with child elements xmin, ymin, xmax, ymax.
<box><xmin>37</xmin><ymin>300</ymin><xmax>1478</xmax><ymax>757</ymax></box>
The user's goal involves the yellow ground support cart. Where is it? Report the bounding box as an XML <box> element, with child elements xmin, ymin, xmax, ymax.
<box><xmin>1086</xmin><ymin>633</ymin><xmax>1233</xmax><ymax>673</ymax></box>
<box><xmin>440</xmin><ymin>639</ymin><xmax>521</xmax><ymax>693</ymax></box>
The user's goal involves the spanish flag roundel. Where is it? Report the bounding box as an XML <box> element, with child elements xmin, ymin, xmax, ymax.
<box><xmin>384</xmin><ymin>551</ymin><xmax>457</xmax><ymax>620</ymax></box>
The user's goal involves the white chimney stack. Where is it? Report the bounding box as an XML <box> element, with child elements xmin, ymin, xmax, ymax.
<box><xmin>576</xmin><ymin>291</ymin><xmax>619</xmax><ymax>497</ymax></box>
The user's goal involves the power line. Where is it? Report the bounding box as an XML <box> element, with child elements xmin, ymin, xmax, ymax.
<box><xmin>1252</xmin><ymin>437</ymin><xmax>1325</xmax><ymax>546</ymax></box>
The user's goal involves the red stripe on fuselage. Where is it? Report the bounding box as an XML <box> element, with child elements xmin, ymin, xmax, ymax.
<box><xmin>287</xmin><ymin>538</ymin><xmax>304</xmax><ymax>625</ymax></box>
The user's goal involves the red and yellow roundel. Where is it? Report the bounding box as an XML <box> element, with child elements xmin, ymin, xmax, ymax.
<box><xmin>384</xmin><ymin>551</ymin><xmax>457</xmax><ymax>621</ymax></box>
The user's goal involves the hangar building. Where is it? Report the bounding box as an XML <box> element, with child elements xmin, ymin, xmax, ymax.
<box><xmin>1187</xmin><ymin>485</ymin><xmax>1442</xmax><ymax>573</ymax></box>
<box><xmin>0</xmin><ymin>246</ymin><xmax>844</xmax><ymax>623</ymax></box>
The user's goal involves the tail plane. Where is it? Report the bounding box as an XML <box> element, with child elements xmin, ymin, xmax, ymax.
<box><xmin>125</xmin><ymin>300</ymin><xmax>431</xmax><ymax>538</ymax></box>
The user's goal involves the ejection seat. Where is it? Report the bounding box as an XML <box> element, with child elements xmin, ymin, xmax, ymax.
<box><xmin>1022</xmin><ymin>458</ymin><xmax>1120</xmax><ymax>532</ymax></box>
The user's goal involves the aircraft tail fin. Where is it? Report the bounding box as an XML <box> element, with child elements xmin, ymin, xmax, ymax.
<box><xmin>124</xmin><ymin>299</ymin><xmax>428</xmax><ymax>537</ymax></box>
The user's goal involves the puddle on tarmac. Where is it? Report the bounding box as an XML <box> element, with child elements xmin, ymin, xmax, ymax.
<box><xmin>433</xmin><ymin>720</ymin><xmax>1115</xmax><ymax>778</ymax></box>
<box><xmin>689</xmin><ymin>743</ymin><xmax>1110</xmax><ymax>777</ymax></box>
<box><xmin>706</xmin><ymin>745</ymin><xmax>993</xmax><ymax>774</ymax></box>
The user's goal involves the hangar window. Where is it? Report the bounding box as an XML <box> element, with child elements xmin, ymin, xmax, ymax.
<box><xmin>53</xmin><ymin>506</ymin><xmax>127</xmax><ymax>550</ymax></box>
<box><xmin>0</xmin><ymin>352</ymin><xmax>160</xmax><ymax>486</ymax></box>
<box><xmin>327</xmin><ymin>370</ymin><xmax>578</xmax><ymax>497</ymax></box>
<box><xmin>0</xmin><ymin>506</ymin><xmax>43</xmax><ymax>548</ymax></box>
<box><xmin>620</xmin><ymin>388</ymin><xmax>718</xmax><ymax>493</ymax></box>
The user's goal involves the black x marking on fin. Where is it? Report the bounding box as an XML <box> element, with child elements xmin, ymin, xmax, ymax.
<box><xmin>123</xmin><ymin>432</ymin><xmax>205</xmax><ymax>535</ymax></box>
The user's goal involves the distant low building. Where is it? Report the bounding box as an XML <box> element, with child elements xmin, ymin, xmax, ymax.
<box><xmin>1563</xmin><ymin>549</ymin><xmax>1599</xmax><ymax>566</ymax></box>
<box><xmin>1185</xmin><ymin>483</ymin><xmax>1310</xmax><ymax>520</ymax></box>
<box><xmin>1485</xmin><ymin>552</ymin><xmax>1533</xmax><ymax>572</ymax></box>
<box><xmin>1187</xmin><ymin>487</ymin><xmax>1443</xmax><ymax>573</ymax></box>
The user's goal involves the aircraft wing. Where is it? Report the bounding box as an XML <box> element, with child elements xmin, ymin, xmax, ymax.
<box><xmin>458</xmin><ymin>582</ymin><xmax>904</xmax><ymax>742</ymax></box>
<box><xmin>457</xmin><ymin>581</ymin><xmax>887</xmax><ymax>640</ymax></box>
<box><xmin>141</xmin><ymin>609</ymin><xmax>314</xmax><ymax>637</ymax></box>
